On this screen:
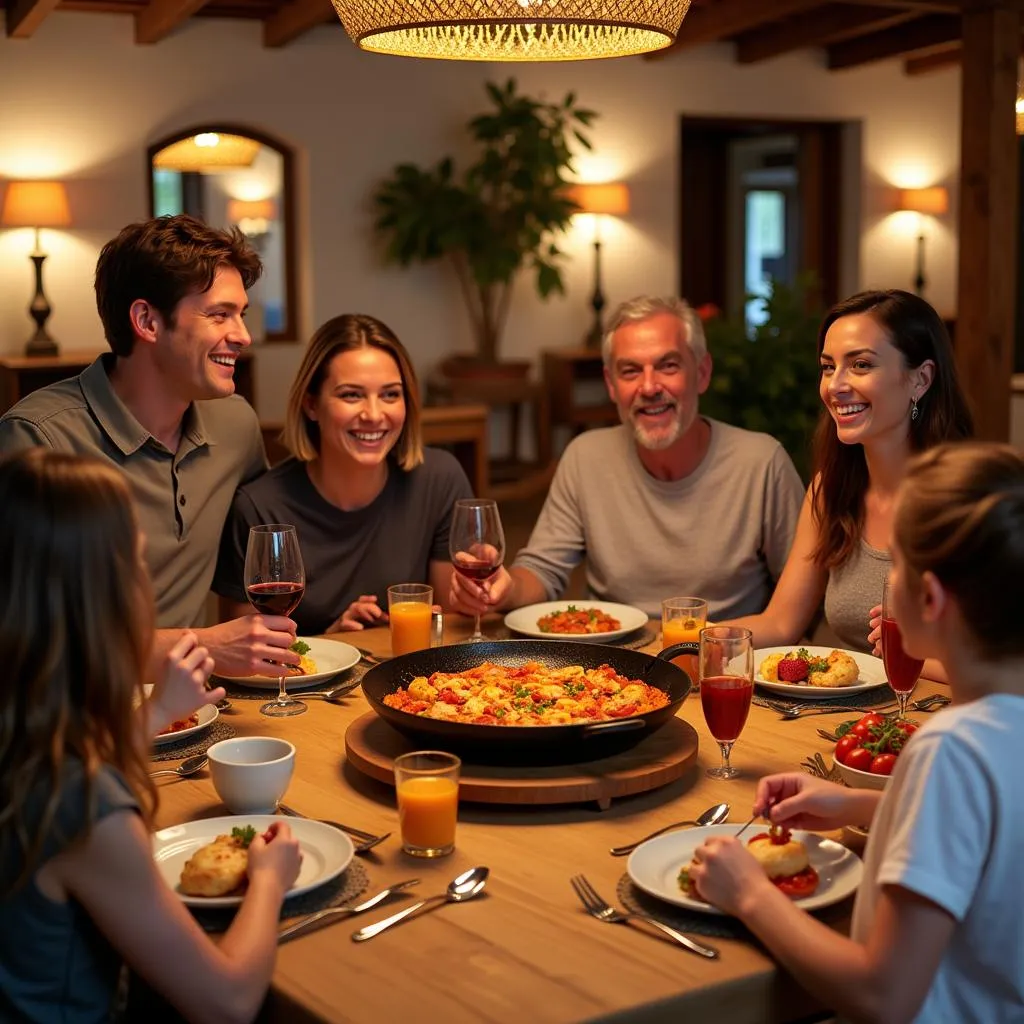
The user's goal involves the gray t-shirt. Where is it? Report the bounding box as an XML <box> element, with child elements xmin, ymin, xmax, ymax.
<box><xmin>213</xmin><ymin>449</ymin><xmax>473</xmax><ymax>635</ymax></box>
<box><xmin>0</xmin><ymin>356</ymin><xmax>267</xmax><ymax>630</ymax></box>
<box><xmin>512</xmin><ymin>420</ymin><xmax>804</xmax><ymax>620</ymax></box>
<box><xmin>0</xmin><ymin>763</ymin><xmax>139</xmax><ymax>1023</ymax></box>
<box><xmin>824</xmin><ymin>539</ymin><xmax>891</xmax><ymax>654</ymax></box>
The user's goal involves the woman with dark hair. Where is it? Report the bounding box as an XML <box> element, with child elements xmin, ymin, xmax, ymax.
<box><xmin>214</xmin><ymin>314</ymin><xmax>473</xmax><ymax>635</ymax></box>
<box><xmin>724</xmin><ymin>289</ymin><xmax>972</xmax><ymax>663</ymax></box>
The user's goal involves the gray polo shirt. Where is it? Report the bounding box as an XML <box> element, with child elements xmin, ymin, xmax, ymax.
<box><xmin>0</xmin><ymin>355</ymin><xmax>266</xmax><ymax>628</ymax></box>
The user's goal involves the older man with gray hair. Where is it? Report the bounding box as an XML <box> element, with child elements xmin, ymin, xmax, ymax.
<box><xmin>449</xmin><ymin>295</ymin><xmax>804</xmax><ymax>621</ymax></box>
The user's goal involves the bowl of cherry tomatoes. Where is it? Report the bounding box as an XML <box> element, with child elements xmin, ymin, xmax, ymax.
<box><xmin>832</xmin><ymin>712</ymin><xmax>918</xmax><ymax>790</ymax></box>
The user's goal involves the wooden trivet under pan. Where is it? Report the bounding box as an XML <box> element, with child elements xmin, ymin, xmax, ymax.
<box><xmin>344</xmin><ymin>713</ymin><xmax>698</xmax><ymax>811</ymax></box>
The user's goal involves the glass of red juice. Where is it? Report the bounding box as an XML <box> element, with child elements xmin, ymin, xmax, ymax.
<box><xmin>699</xmin><ymin>626</ymin><xmax>754</xmax><ymax>780</ymax></box>
<box><xmin>881</xmin><ymin>578</ymin><xmax>924</xmax><ymax>719</ymax></box>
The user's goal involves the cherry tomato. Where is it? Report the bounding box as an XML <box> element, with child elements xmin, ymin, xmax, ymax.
<box><xmin>845</xmin><ymin>746</ymin><xmax>874</xmax><ymax>773</ymax></box>
<box><xmin>870</xmin><ymin>753</ymin><xmax>898</xmax><ymax>776</ymax></box>
<box><xmin>774</xmin><ymin>866</ymin><xmax>820</xmax><ymax>899</ymax></box>
<box><xmin>858</xmin><ymin>713</ymin><xmax>887</xmax><ymax>730</ymax></box>
<box><xmin>835</xmin><ymin>734</ymin><xmax>862</xmax><ymax>765</ymax></box>
<box><xmin>850</xmin><ymin>722</ymin><xmax>874</xmax><ymax>740</ymax></box>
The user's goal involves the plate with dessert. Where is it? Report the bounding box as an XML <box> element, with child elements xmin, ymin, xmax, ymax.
<box><xmin>754</xmin><ymin>645</ymin><xmax>888</xmax><ymax>698</ymax></box>
<box><xmin>152</xmin><ymin>814</ymin><xmax>354</xmax><ymax>907</ymax></box>
<box><xmin>627</xmin><ymin>823</ymin><xmax>863</xmax><ymax>915</ymax></box>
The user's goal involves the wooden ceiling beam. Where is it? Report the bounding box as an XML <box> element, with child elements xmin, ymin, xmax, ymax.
<box><xmin>5</xmin><ymin>0</ymin><xmax>62</xmax><ymax>38</ymax></box>
<box><xmin>653</xmin><ymin>0</ymin><xmax>825</xmax><ymax>57</ymax></box>
<box><xmin>735</xmin><ymin>5</ymin><xmax>919</xmax><ymax>64</ymax></box>
<box><xmin>135</xmin><ymin>0</ymin><xmax>210</xmax><ymax>42</ymax></box>
<box><xmin>903</xmin><ymin>44</ymin><xmax>962</xmax><ymax>73</ymax></box>
<box><xmin>827</xmin><ymin>13</ymin><xmax>962</xmax><ymax>67</ymax></box>
<box><xmin>263</xmin><ymin>0</ymin><xmax>333</xmax><ymax>46</ymax></box>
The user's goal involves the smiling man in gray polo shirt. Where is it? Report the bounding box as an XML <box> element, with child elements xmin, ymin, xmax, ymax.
<box><xmin>0</xmin><ymin>214</ymin><xmax>299</xmax><ymax>677</ymax></box>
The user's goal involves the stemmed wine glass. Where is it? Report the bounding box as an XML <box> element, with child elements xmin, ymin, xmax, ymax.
<box><xmin>245</xmin><ymin>524</ymin><xmax>306</xmax><ymax>718</ymax></box>
<box><xmin>449</xmin><ymin>498</ymin><xmax>506</xmax><ymax>643</ymax></box>
<box><xmin>881</xmin><ymin>577</ymin><xmax>924</xmax><ymax>720</ymax></box>
<box><xmin>699</xmin><ymin>626</ymin><xmax>754</xmax><ymax>780</ymax></box>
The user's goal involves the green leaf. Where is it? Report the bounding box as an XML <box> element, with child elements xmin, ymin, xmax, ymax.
<box><xmin>290</xmin><ymin>640</ymin><xmax>310</xmax><ymax>656</ymax></box>
<box><xmin>231</xmin><ymin>825</ymin><xmax>257</xmax><ymax>848</ymax></box>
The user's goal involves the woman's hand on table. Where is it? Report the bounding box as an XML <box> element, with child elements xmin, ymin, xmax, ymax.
<box><xmin>867</xmin><ymin>603</ymin><xmax>883</xmax><ymax>657</ymax></box>
<box><xmin>755</xmin><ymin>773</ymin><xmax>875</xmax><ymax>832</ymax></box>
<box><xmin>147</xmin><ymin>631</ymin><xmax>221</xmax><ymax>735</ymax></box>
<box><xmin>326</xmin><ymin>595</ymin><xmax>387</xmax><ymax>632</ymax></box>
<box><xmin>688</xmin><ymin>836</ymin><xmax>775</xmax><ymax>916</ymax></box>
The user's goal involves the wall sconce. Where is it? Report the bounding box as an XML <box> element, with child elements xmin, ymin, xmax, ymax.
<box><xmin>896</xmin><ymin>187</ymin><xmax>948</xmax><ymax>297</ymax></box>
<box><xmin>227</xmin><ymin>198</ymin><xmax>276</xmax><ymax>248</ymax></box>
<box><xmin>1</xmin><ymin>180</ymin><xmax>72</xmax><ymax>357</ymax></box>
<box><xmin>566</xmin><ymin>182</ymin><xmax>631</xmax><ymax>349</ymax></box>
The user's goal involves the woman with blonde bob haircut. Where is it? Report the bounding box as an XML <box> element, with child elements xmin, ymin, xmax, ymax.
<box><xmin>689</xmin><ymin>442</ymin><xmax>1024</xmax><ymax>1023</ymax></box>
<box><xmin>0</xmin><ymin>449</ymin><xmax>302</xmax><ymax>1024</ymax></box>
<box><xmin>215</xmin><ymin>314</ymin><xmax>473</xmax><ymax>634</ymax></box>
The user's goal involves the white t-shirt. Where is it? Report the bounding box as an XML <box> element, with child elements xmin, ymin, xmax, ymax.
<box><xmin>852</xmin><ymin>694</ymin><xmax>1024</xmax><ymax>1023</ymax></box>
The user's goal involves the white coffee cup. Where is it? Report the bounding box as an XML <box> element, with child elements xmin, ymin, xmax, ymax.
<box><xmin>207</xmin><ymin>736</ymin><xmax>295</xmax><ymax>814</ymax></box>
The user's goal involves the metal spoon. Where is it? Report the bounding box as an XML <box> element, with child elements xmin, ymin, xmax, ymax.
<box><xmin>148</xmin><ymin>754</ymin><xmax>208</xmax><ymax>779</ymax></box>
<box><xmin>351</xmin><ymin>866</ymin><xmax>489</xmax><ymax>942</ymax></box>
<box><xmin>610</xmin><ymin>803</ymin><xmax>730</xmax><ymax>857</ymax></box>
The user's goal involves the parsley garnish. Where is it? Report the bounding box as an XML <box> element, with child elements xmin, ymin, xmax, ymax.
<box><xmin>231</xmin><ymin>825</ymin><xmax>257</xmax><ymax>848</ymax></box>
<box><xmin>290</xmin><ymin>640</ymin><xmax>310</xmax><ymax>656</ymax></box>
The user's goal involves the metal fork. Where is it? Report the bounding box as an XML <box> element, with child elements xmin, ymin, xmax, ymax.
<box><xmin>278</xmin><ymin>804</ymin><xmax>390</xmax><ymax>853</ymax></box>
<box><xmin>569</xmin><ymin>875</ymin><xmax>718</xmax><ymax>959</ymax></box>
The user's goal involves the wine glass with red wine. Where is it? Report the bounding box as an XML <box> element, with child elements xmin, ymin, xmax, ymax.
<box><xmin>699</xmin><ymin>626</ymin><xmax>754</xmax><ymax>780</ymax></box>
<box><xmin>881</xmin><ymin>577</ymin><xmax>924</xmax><ymax>720</ymax></box>
<box><xmin>449</xmin><ymin>498</ymin><xmax>506</xmax><ymax>643</ymax></box>
<box><xmin>245</xmin><ymin>524</ymin><xmax>306</xmax><ymax>718</ymax></box>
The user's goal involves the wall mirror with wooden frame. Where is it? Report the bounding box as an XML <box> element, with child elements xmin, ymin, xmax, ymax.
<box><xmin>147</xmin><ymin>125</ymin><xmax>298</xmax><ymax>343</ymax></box>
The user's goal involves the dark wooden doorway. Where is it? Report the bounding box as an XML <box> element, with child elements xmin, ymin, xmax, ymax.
<box><xmin>679</xmin><ymin>116</ymin><xmax>846</xmax><ymax>317</ymax></box>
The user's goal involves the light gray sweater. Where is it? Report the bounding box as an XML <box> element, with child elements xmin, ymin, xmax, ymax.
<box><xmin>513</xmin><ymin>420</ymin><xmax>804</xmax><ymax>621</ymax></box>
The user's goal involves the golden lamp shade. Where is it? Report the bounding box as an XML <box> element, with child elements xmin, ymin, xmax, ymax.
<box><xmin>566</xmin><ymin>182</ymin><xmax>630</xmax><ymax>216</ymax></box>
<box><xmin>897</xmin><ymin>187</ymin><xmax>949</xmax><ymax>216</ymax></box>
<box><xmin>330</xmin><ymin>0</ymin><xmax>691</xmax><ymax>61</ymax></box>
<box><xmin>153</xmin><ymin>133</ymin><xmax>260</xmax><ymax>172</ymax></box>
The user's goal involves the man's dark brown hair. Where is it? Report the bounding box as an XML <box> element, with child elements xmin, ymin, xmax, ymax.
<box><xmin>94</xmin><ymin>214</ymin><xmax>262</xmax><ymax>357</ymax></box>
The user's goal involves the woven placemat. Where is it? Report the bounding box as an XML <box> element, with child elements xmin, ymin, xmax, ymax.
<box><xmin>219</xmin><ymin>663</ymin><xmax>369</xmax><ymax>701</ymax></box>
<box><xmin>753</xmin><ymin>689</ymin><xmax>892</xmax><ymax>713</ymax></box>
<box><xmin>616</xmin><ymin>873</ymin><xmax>852</xmax><ymax>941</ymax></box>
<box><xmin>150</xmin><ymin>721</ymin><xmax>236</xmax><ymax>762</ymax></box>
<box><xmin>191</xmin><ymin>859</ymin><xmax>369</xmax><ymax>933</ymax></box>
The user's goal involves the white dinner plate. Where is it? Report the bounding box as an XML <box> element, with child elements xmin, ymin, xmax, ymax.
<box><xmin>152</xmin><ymin>702</ymin><xmax>219</xmax><ymax>747</ymax></box>
<box><xmin>504</xmin><ymin>601</ymin><xmax>649</xmax><ymax>643</ymax></box>
<box><xmin>153</xmin><ymin>814</ymin><xmax>355</xmax><ymax>908</ymax></box>
<box><xmin>754</xmin><ymin>645</ymin><xmax>888</xmax><ymax>698</ymax></box>
<box><xmin>627</xmin><ymin>824</ymin><xmax>863</xmax><ymax>915</ymax></box>
<box><xmin>214</xmin><ymin>637</ymin><xmax>361</xmax><ymax>689</ymax></box>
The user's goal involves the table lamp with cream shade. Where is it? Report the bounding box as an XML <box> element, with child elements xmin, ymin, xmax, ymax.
<box><xmin>566</xmin><ymin>182</ymin><xmax>630</xmax><ymax>349</ymax></box>
<box><xmin>896</xmin><ymin>186</ymin><xmax>948</xmax><ymax>298</ymax></box>
<box><xmin>1</xmin><ymin>180</ymin><xmax>71</xmax><ymax>356</ymax></box>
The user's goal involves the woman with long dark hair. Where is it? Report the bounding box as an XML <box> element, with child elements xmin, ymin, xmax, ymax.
<box><xmin>725</xmin><ymin>290</ymin><xmax>972</xmax><ymax>665</ymax></box>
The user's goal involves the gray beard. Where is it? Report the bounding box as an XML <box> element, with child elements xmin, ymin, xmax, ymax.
<box><xmin>629</xmin><ymin>403</ymin><xmax>693</xmax><ymax>451</ymax></box>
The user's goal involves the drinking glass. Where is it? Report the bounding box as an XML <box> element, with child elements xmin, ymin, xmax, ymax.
<box><xmin>881</xmin><ymin>577</ymin><xmax>924</xmax><ymax>720</ymax></box>
<box><xmin>388</xmin><ymin>583</ymin><xmax>433</xmax><ymax>656</ymax></box>
<box><xmin>449</xmin><ymin>498</ymin><xmax>505</xmax><ymax>642</ymax></box>
<box><xmin>394</xmin><ymin>750</ymin><xmax>461</xmax><ymax>857</ymax></box>
<box><xmin>699</xmin><ymin>626</ymin><xmax>754</xmax><ymax>780</ymax></box>
<box><xmin>244</xmin><ymin>524</ymin><xmax>307</xmax><ymax>718</ymax></box>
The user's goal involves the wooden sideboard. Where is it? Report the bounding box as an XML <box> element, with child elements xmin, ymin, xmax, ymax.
<box><xmin>542</xmin><ymin>346</ymin><xmax>618</xmax><ymax>452</ymax></box>
<box><xmin>0</xmin><ymin>348</ymin><xmax>256</xmax><ymax>413</ymax></box>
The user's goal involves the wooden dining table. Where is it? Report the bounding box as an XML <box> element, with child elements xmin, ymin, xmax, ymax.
<box><xmin>153</xmin><ymin>618</ymin><xmax>949</xmax><ymax>1024</ymax></box>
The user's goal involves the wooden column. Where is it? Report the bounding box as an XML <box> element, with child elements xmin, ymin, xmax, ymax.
<box><xmin>955</xmin><ymin>5</ymin><xmax>1020</xmax><ymax>441</ymax></box>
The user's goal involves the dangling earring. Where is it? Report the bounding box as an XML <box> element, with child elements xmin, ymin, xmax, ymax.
<box><xmin>911</xmin><ymin>395</ymin><xmax>919</xmax><ymax>422</ymax></box>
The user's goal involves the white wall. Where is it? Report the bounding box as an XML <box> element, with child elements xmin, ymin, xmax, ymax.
<box><xmin>0</xmin><ymin>14</ymin><xmax>961</xmax><ymax>420</ymax></box>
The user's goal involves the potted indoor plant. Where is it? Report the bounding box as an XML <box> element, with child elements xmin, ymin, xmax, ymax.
<box><xmin>373</xmin><ymin>79</ymin><xmax>595</xmax><ymax>372</ymax></box>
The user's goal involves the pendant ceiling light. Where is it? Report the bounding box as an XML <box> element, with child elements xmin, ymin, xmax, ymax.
<box><xmin>153</xmin><ymin>133</ymin><xmax>260</xmax><ymax>172</ymax></box>
<box><xmin>330</xmin><ymin>0</ymin><xmax>691</xmax><ymax>61</ymax></box>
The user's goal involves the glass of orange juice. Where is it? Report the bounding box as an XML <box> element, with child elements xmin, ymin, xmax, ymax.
<box><xmin>394</xmin><ymin>750</ymin><xmax>460</xmax><ymax>857</ymax></box>
<box><xmin>388</xmin><ymin>584</ymin><xmax>433</xmax><ymax>656</ymax></box>
<box><xmin>661</xmin><ymin>596</ymin><xmax>708</xmax><ymax>649</ymax></box>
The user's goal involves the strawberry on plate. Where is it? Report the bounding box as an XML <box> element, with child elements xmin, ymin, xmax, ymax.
<box><xmin>777</xmin><ymin>657</ymin><xmax>810</xmax><ymax>682</ymax></box>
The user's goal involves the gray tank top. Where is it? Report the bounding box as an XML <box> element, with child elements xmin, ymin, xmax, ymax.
<box><xmin>824</xmin><ymin>539</ymin><xmax>891</xmax><ymax>654</ymax></box>
<box><xmin>0</xmin><ymin>762</ymin><xmax>139</xmax><ymax>1023</ymax></box>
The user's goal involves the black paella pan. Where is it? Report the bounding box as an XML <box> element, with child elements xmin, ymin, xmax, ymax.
<box><xmin>358</xmin><ymin>639</ymin><xmax>696</xmax><ymax>765</ymax></box>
